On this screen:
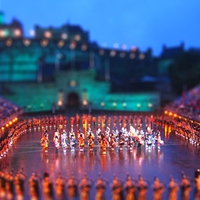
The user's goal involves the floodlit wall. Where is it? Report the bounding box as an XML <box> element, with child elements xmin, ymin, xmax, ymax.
<box><xmin>3</xmin><ymin>69</ymin><xmax>160</xmax><ymax>112</ymax></box>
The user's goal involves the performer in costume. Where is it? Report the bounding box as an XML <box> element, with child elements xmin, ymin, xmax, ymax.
<box><xmin>69</xmin><ymin>127</ymin><xmax>77</xmax><ymax>150</ymax></box>
<box><xmin>67</xmin><ymin>174</ymin><xmax>78</xmax><ymax>198</ymax></box>
<box><xmin>95</xmin><ymin>173</ymin><xmax>107</xmax><ymax>200</ymax></box>
<box><xmin>110</xmin><ymin>175</ymin><xmax>123</xmax><ymax>200</ymax></box>
<box><xmin>78</xmin><ymin>130</ymin><xmax>85</xmax><ymax>152</ymax></box>
<box><xmin>61</xmin><ymin>130</ymin><xmax>68</xmax><ymax>151</ymax></box>
<box><xmin>124</xmin><ymin>173</ymin><xmax>137</xmax><ymax>200</ymax></box>
<box><xmin>53</xmin><ymin>129</ymin><xmax>60</xmax><ymax>150</ymax></box>
<box><xmin>40</xmin><ymin>131</ymin><xmax>49</xmax><ymax>152</ymax></box>
<box><xmin>168</xmin><ymin>177</ymin><xmax>179</xmax><ymax>200</ymax></box>
<box><xmin>152</xmin><ymin>177</ymin><xmax>165</xmax><ymax>200</ymax></box>
<box><xmin>79</xmin><ymin>174</ymin><xmax>93</xmax><ymax>200</ymax></box>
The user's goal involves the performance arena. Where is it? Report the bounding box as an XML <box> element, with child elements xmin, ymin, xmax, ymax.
<box><xmin>1</xmin><ymin>87</ymin><xmax>200</xmax><ymax>200</ymax></box>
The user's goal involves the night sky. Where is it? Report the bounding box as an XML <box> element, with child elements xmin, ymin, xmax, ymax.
<box><xmin>1</xmin><ymin>0</ymin><xmax>200</xmax><ymax>55</ymax></box>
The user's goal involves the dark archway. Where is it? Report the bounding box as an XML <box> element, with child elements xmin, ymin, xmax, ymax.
<box><xmin>67</xmin><ymin>92</ymin><xmax>80</xmax><ymax>108</ymax></box>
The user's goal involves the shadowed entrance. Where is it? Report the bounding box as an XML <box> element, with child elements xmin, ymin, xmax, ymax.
<box><xmin>67</xmin><ymin>92</ymin><xmax>80</xmax><ymax>108</ymax></box>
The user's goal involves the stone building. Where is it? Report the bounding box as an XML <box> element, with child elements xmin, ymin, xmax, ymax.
<box><xmin>0</xmin><ymin>14</ymin><xmax>160</xmax><ymax>112</ymax></box>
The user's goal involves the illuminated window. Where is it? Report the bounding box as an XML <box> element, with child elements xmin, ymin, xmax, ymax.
<box><xmin>99</xmin><ymin>49</ymin><xmax>105</xmax><ymax>56</ymax></box>
<box><xmin>58</xmin><ymin>40</ymin><xmax>65</xmax><ymax>48</ymax></box>
<box><xmin>130</xmin><ymin>53</ymin><xmax>135</xmax><ymax>59</ymax></box>
<box><xmin>74</xmin><ymin>34</ymin><xmax>81</xmax><ymax>41</ymax></box>
<box><xmin>110</xmin><ymin>50</ymin><xmax>116</xmax><ymax>57</ymax></box>
<box><xmin>5</xmin><ymin>39</ymin><xmax>12</xmax><ymax>47</ymax></box>
<box><xmin>44</xmin><ymin>31</ymin><xmax>52</xmax><ymax>38</ymax></box>
<box><xmin>61</xmin><ymin>33</ymin><xmax>68</xmax><ymax>40</ymax></box>
<box><xmin>139</xmin><ymin>53</ymin><xmax>145</xmax><ymax>60</ymax></box>
<box><xmin>14</xmin><ymin>29</ymin><xmax>21</xmax><ymax>37</ymax></box>
<box><xmin>81</xmin><ymin>44</ymin><xmax>87</xmax><ymax>51</ymax></box>
<box><xmin>120</xmin><ymin>52</ymin><xmax>125</xmax><ymax>58</ymax></box>
<box><xmin>23</xmin><ymin>39</ymin><xmax>31</xmax><ymax>46</ymax></box>
<box><xmin>70</xmin><ymin>41</ymin><xmax>76</xmax><ymax>49</ymax></box>
<box><xmin>41</xmin><ymin>39</ymin><xmax>48</xmax><ymax>47</ymax></box>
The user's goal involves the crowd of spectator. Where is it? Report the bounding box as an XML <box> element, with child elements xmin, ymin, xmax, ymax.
<box><xmin>165</xmin><ymin>84</ymin><xmax>200</xmax><ymax>121</ymax></box>
<box><xmin>0</xmin><ymin>96</ymin><xmax>23</xmax><ymax>128</ymax></box>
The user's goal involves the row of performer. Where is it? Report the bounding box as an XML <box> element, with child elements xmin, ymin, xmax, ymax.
<box><xmin>40</xmin><ymin>125</ymin><xmax>164</xmax><ymax>153</ymax></box>
<box><xmin>154</xmin><ymin>116</ymin><xmax>200</xmax><ymax>147</ymax></box>
<box><xmin>0</xmin><ymin>168</ymin><xmax>200</xmax><ymax>200</ymax></box>
<box><xmin>26</xmin><ymin>114</ymin><xmax>154</xmax><ymax>130</ymax></box>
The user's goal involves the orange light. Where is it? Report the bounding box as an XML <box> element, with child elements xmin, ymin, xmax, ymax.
<box><xmin>15</xmin><ymin>118</ymin><xmax>18</xmax><ymax>121</ymax></box>
<box><xmin>169</xmin><ymin>112</ymin><xmax>172</xmax><ymax>116</ymax></box>
<box><xmin>1</xmin><ymin>127</ymin><xmax>4</xmax><ymax>130</ymax></box>
<box><xmin>12</xmin><ymin>119</ymin><xmax>15</xmax><ymax>122</ymax></box>
<box><xmin>174</xmin><ymin>114</ymin><xmax>177</xmax><ymax>117</ymax></box>
<box><xmin>164</xmin><ymin>111</ymin><xmax>168</xmax><ymax>114</ymax></box>
<box><xmin>9</xmin><ymin>121</ymin><xmax>12</xmax><ymax>125</ymax></box>
<box><xmin>6</xmin><ymin>124</ymin><xmax>8</xmax><ymax>127</ymax></box>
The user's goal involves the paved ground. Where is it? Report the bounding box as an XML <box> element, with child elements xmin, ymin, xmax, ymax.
<box><xmin>1</xmin><ymin>114</ymin><xmax>200</xmax><ymax>200</ymax></box>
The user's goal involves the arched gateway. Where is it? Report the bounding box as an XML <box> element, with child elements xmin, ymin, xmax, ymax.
<box><xmin>66</xmin><ymin>92</ymin><xmax>80</xmax><ymax>108</ymax></box>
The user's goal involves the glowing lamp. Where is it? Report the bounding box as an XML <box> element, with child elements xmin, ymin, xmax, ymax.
<box><xmin>41</xmin><ymin>39</ymin><xmax>48</xmax><ymax>47</ymax></box>
<box><xmin>83</xmin><ymin>100</ymin><xmax>88</xmax><ymax>106</ymax></box>
<box><xmin>110</xmin><ymin>50</ymin><xmax>116</xmax><ymax>57</ymax></box>
<box><xmin>70</xmin><ymin>80</ymin><xmax>76</xmax><ymax>87</ymax></box>
<box><xmin>120</xmin><ymin>52</ymin><xmax>125</xmax><ymax>58</ymax></box>
<box><xmin>81</xmin><ymin>44</ymin><xmax>87</xmax><ymax>51</ymax></box>
<box><xmin>113</xmin><ymin>102</ymin><xmax>117</xmax><ymax>107</ymax></box>
<box><xmin>100</xmin><ymin>102</ymin><xmax>105</xmax><ymax>107</ymax></box>
<box><xmin>121</xmin><ymin>44</ymin><xmax>127</xmax><ymax>50</ymax></box>
<box><xmin>137</xmin><ymin>103</ymin><xmax>141</xmax><ymax>108</ymax></box>
<box><xmin>139</xmin><ymin>54</ymin><xmax>145</xmax><ymax>60</ymax></box>
<box><xmin>57</xmin><ymin>40</ymin><xmax>64</xmax><ymax>48</ymax></box>
<box><xmin>113</xmin><ymin>43</ymin><xmax>119</xmax><ymax>48</ymax></box>
<box><xmin>123</xmin><ymin>102</ymin><xmax>127</xmax><ymax>107</ymax></box>
<box><xmin>23</xmin><ymin>39</ymin><xmax>31</xmax><ymax>46</ymax></box>
<box><xmin>5</xmin><ymin>39</ymin><xmax>12</xmax><ymax>47</ymax></box>
<box><xmin>148</xmin><ymin>103</ymin><xmax>153</xmax><ymax>108</ymax></box>
<box><xmin>99</xmin><ymin>50</ymin><xmax>105</xmax><ymax>56</ymax></box>
<box><xmin>74</xmin><ymin>34</ymin><xmax>81</xmax><ymax>41</ymax></box>
<box><xmin>130</xmin><ymin>53</ymin><xmax>135</xmax><ymax>59</ymax></box>
<box><xmin>29</xmin><ymin>29</ymin><xmax>35</xmax><ymax>37</ymax></box>
<box><xmin>131</xmin><ymin>46</ymin><xmax>137</xmax><ymax>52</ymax></box>
<box><xmin>58</xmin><ymin>100</ymin><xmax>63</xmax><ymax>106</ymax></box>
